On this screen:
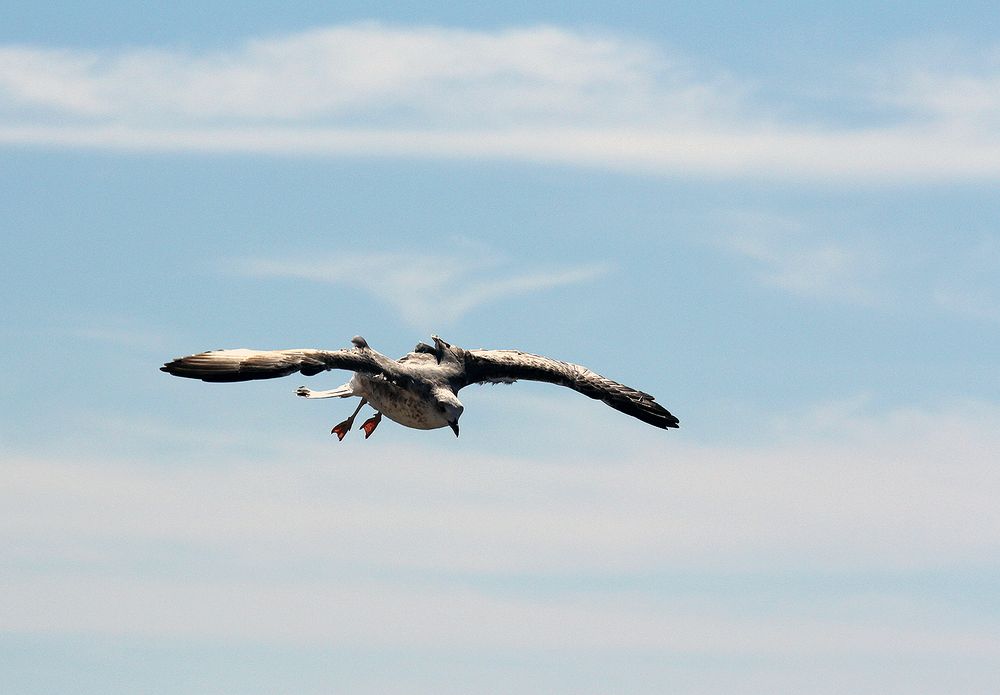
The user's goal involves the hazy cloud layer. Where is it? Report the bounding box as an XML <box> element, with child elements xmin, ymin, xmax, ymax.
<box><xmin>2</xmin><ymin>24</ymin><xmax>1000</xmax><ymax>180</ymax></box>
<box><xmin>235</xmin><ymin>251</ymin><xmax>611</xmax><ymax>327</ymax></box>
<box><xmin>2</xmin><ymin>398</ymin><xmax>998</xmax><ymax>657</ymax></box>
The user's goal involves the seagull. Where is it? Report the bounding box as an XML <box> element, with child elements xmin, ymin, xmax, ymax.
<box><xmin>161</xmin><ymin>335</ymin><xmax>679</xmax><ymax>439</ymax></box>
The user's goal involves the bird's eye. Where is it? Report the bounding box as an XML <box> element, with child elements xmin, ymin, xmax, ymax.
<box><xmin>436</xmin><ymin>404</ymin><xmax>446</xmax><ymax>412</ymax></box>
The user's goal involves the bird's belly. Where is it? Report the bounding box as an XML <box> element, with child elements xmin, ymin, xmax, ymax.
<box><xmin>360</xmin><ymin>377</ymin><xmax>448</xmax><ymax>430</ymax></box>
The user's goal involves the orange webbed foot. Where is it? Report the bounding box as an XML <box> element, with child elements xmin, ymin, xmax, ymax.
<box><xmin>360</xmin><ymin>413</ymin><xmax>382</xmax><ymax>439</ymax></box>
<box><xmin>331</xmin><ymin>419</ymin><xmax>354</xmax><ymax>441</ymax></box>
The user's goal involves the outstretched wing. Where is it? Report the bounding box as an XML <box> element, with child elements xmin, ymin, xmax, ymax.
<box><xmin>458</xmin><ymin>349</ymin><xmax>679</xmax><ymax>430</ymax></box>
<box><xmin>161</xmin><ymin>348</ymin><xmax>406</xmax><ymax>384</ymax></box>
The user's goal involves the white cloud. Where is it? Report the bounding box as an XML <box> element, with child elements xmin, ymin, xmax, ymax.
<box><xmin>868</xmin><ymin>42</ymin><xmax>1000</xmax><ymax>130</ymax></box>
<box><xmin>3</xmin><ymin>122</ymin><xmax>1000</xmax><ymax>183</ymax></box>
<box><xmin>235</xmin><ymin>251</ymin><xmax>611</xmax><ymax>327</ymax></box>
<box><xmin>716</xmin><ymin>212</ymin><xmax>885</xmax><ymax>305</ymax></box>
<box><xmin>716</xmin><ymin>214</ymin><xmax>1000</xmax><ymax>322</ymax></box>
<box><xmin>4</xmin><ymin>397</ymin><xmax>1000</xmax><ymax>571</ymax></box>
<box><xmin>894</xmin><ymin>71</ymin><xmax>1000</xmax><ymax>128</ymax></box>
<box><xmin>1</xmin><ymin>397</ymin><xmax>999</xmax><ymax>666</ymax></box>
<box><xmin>2</xmin><ymin>25</ymin><xmax>1000</xmax><ymax>180</ymax></box>
<box><xmin>0</xmin><ymin>47</ymin><xmax>106</xmax><ymax>115</ymax></box>
<box><xmin>3</xmin><ymin>573</ymin><xmax>997</xmax><ymax>660</ymax></box>
<box><xmin>0</xmin><ymin>24</ymin><xmax>700</xmax><ymax>126</ymax></box>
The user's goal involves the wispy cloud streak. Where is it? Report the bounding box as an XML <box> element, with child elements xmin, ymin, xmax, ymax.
<box><xmin>235</xmin><ymin>251</ymin><xmax>610</xmax><ymax>327</ymax></box>
<box><xmin>2</xmin><ymin>24</ymin><xmax>1000</xmax><ymax>180</ymax></box>
<box><xmin>0</xmin><ymin>25</ymin><xmax>684</xmax><ymax>125</ymax></box>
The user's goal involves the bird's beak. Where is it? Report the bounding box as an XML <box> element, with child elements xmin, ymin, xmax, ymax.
<box><xmin>449</xmin><ymin>420</ymin><xmax>460</xmax><ymax>437</ymax></box>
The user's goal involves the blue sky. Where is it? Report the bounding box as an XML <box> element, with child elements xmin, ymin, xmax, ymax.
<box><xmin>2</xmin><ymin>3</ymin><xmax>999</xmax><ymax>694</ymax></box>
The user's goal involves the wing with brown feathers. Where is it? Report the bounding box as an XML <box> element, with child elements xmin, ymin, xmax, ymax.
<box><xmin>458</xmin><ymin>349</ymin><xmax>679</xmax><ymax>430</ymax></box>
<box><xmin>161</xmin><ymin>348</ymin><xmax>406</xmax><ymax>384</ymax></box>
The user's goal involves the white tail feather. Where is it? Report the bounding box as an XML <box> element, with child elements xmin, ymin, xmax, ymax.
<box><xmin>296</xmin><ymin>383</ymin><xmax>355</xmax><ymax>399</ymax></box>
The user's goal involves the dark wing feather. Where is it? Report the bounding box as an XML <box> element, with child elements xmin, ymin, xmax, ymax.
<box><xmin>458</xmin><ymin>349</ymin><xmax>679</xmax><ymax>430</ymax></box>
<box><xmin>161</xmin><ymin>348</ymin><xmax>406</xmax><ymax>384</ymax></box>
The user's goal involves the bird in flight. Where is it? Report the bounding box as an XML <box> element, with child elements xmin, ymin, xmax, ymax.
<box><xmin>161</xmin><ymin>335</ymin><xmax>679</xmax><ymax>439</ymax></box>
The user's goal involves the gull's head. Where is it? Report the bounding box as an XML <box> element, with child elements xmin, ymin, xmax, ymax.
<box><xmin>434</xmin><ymin>390</ymin><xmax>464</xmax><ymax>437</ymax></box>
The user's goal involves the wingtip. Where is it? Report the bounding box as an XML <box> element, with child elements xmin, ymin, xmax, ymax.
<box><xmin>655</xmin><ymin>416</ymin><xmax>681</xmax><ymax>430</ymax></box>
<box><xmin>641</xmin><ymin>401</ymin><xmax>679</xmax><ymax>430</ymax></box>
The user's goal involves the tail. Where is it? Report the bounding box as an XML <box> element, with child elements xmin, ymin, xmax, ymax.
<box><xmin>295</xmin><ymin>384</ymin><xmax>355</xmax><ymax>399</ymax></box>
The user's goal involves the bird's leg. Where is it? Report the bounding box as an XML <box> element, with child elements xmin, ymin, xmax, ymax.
<box><xmin>331</xmin><ymin>398</ymin><xmax>367</xmax><ymax>441</ymax></box>
<box><xmin>360</xmin><ymin>412</ymin><xmax>382</xmax><ymax>439</ymax></box>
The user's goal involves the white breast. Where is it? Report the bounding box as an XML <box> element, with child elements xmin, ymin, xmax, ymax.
<box><xmin>356</xmin><ymin>375</ymin><xmax>449</xmax><ymax>430</ymax></box>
